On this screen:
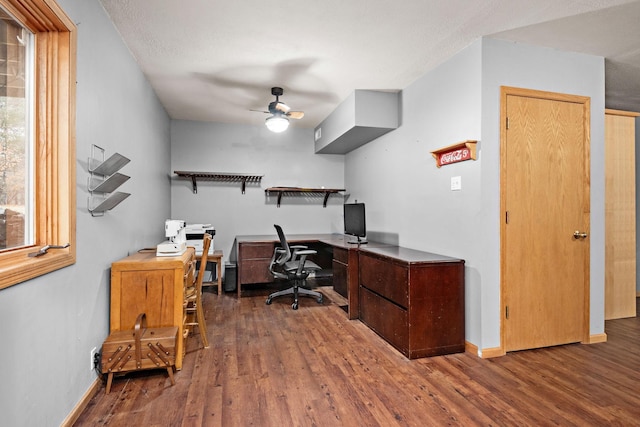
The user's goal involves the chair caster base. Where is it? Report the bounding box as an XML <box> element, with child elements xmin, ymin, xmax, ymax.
<box><xmin>266</xmin><ymin>285</ymin><xmax>323</xmax><ymax>309</ymax></box>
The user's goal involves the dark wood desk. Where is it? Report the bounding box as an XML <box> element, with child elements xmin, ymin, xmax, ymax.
<box><xmin>357</xmin><ymin>246</ymin><xmax>465</xmax><ymax>358</ymax></box>
<box><xmin>235</xmin><ymin>234</ymin><xmax>465</xmax><ymax>358</ymax></box>
<box><xmin>235</xmin><ymin>234</ymin><xmax>390</xmax><ymax>320</ymax></box>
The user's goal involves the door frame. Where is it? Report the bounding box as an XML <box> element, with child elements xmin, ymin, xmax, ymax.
<box><xmin>499</xmin><ymin>86</ymin><xmax>591</xmax><ymax>354</ymax></box>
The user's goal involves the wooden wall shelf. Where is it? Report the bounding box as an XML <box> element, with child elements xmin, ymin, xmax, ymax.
<box><xmin>174</xmin><ymin>171</ymin><xmax>263</xmax><ymax>194</ymax></box>
<box><xmin>265</xmin><ymin>187</ymin><xmax>346</xmax><ymax>207</ymax></box>
<box><xmin>430</xmin><ymin>140</ymin><xmax>478</xmax><ymax>168</ymax></box>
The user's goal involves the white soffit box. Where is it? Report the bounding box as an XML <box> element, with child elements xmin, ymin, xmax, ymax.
<box><xmin>314</xmin><ymin>90</ymin><xmax>400</xmax><ymax>154</ymax></box>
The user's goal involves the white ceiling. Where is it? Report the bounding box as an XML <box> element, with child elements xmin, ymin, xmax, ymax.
<box><xmin>99</xmin><ymin>0</ymin><xmax>640</xmax><ymax>129</ymax></box>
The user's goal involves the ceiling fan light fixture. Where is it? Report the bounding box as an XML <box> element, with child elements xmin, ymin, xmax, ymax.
<box><xmin>265</xmin><ymin>114</ymin><xmax>289</xmax><ymax>133</ymax></box>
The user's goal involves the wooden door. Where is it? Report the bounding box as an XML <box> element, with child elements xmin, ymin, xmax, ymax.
<box><xmin>604</xmin><ymin>109</ymin><xmax>638</xmax><ymax>319</ymax></box>
<box><xmin>501</xmin><ymin>87</ymin><xmax>590</xmax><ymax>352</ymax></box>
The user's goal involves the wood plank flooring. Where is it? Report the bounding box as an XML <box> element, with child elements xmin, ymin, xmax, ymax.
<box><xmin>74</xmin><ymin>287</ymin><xmax>640</xmax><ymax>426</ymax></box>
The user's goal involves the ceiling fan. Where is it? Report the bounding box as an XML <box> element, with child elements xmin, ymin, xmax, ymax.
<box><xmin>253</xmin><ymin>87</ymin><xmax>304</xmax><ymax>132</ymax></box>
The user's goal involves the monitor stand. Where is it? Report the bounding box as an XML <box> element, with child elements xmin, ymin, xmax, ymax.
<box><xmin>347</xmin><ymin>236</ymin><xmax>368</xmax><ymax>245</ymax></box>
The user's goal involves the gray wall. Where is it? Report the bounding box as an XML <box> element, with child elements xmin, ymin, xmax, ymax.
<box><xmin>344</xmin><ymin>37</ymin><xmax>606</xmax><ymax>354</ymax></box>
<box><xmin>0</xmin><ymin>1</ymin><xmax>172</xmax><ymax>426</ymax></box>
<box><xmin>170</xmin><ymin>120</ymin><xmax>345</xmax><ymax>262</ymax></box>
<box><xmin>345</xmin><ymin>41</ymin><xmax>484</xmax><ymax>343</ymax></box>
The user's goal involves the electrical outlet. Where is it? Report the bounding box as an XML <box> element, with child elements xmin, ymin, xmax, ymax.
<box><xmin>94</xmin><ymin>351</ymin><xmax>101</xmax><ymax>372</ymax></box>
<box><xmin>90</xmin><ymin>347</ymin><xmax>97</xmax><ymax>371</ymax></box>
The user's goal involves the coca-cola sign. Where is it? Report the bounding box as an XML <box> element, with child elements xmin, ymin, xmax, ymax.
<box><xmin>431</xmin><ymin>140</ymin><xmax>477</xmax><ymax>168</ymax></box>
<box><xmin>439</xmin><ymin>148</ymin><xmax>470</xmax><ymax>166</ymax></box>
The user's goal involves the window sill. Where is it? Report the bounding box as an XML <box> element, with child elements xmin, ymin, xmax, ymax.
<box><xmin>0</xmin><ymin>248</ymin><xmax>75</xmax><ymax>290</ymax></box>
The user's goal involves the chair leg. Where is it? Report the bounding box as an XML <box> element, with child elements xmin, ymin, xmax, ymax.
<box><xmin>195</xmin><ymin>298</ymin><xmax>209</xmax><ymax>348</ymax></box>
<box><xmin>105</xmin><ymin>372</ymin><xmax>113</xmax><ymax>394</ymax></box>
<box><xmin>266</xmin><ymin>286</ymin><xmax>295</xmax><ymax>303</ymax></box>
<box><xmin>265</xmin><ymin>280</ymin><xmax>323</xmax><ymax>309</ymax></box>
<box><xmin>166</xmin><ymin>367</ymin><xmax>175</xmax><ymax>386</ymax></box>
<box><xmin>297</xmin><ymin>286</ymin><xmax>324</xmax><ymax>302</ymax></box>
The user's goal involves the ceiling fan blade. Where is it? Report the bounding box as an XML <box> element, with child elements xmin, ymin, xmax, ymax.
<box><xmin>287</xmin><ymin>111</ymin><xmax>304</xmax><ymax>119</ymax></box>
<box><xmin>249</xmin><ymin>109</ymin><xmax>269</xmax><ymax>114</ymax></box>
<box><xmin>274</xmin><ymin>102</ymin><xmax>291</xmax><ymax>113</ymax></box>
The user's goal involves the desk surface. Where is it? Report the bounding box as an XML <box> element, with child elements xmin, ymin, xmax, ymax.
<box><xmin>360</xmin><ymin>246</ymin><xmax>463</xmax><ymax>264</ymax></box>
<box><xmin>111</xmin><ymin>247</ymin><xmax>194</xmax><ymax>270</ymax></box>
<box><xmin>236</xmin><ymin>233</ymin><xmax>391</xmax><ymax>251</ymax></box>
<box><xmin>235</xmin><ymin>233</ymin><xmax>462</xmax><ymax>263</ymax></box>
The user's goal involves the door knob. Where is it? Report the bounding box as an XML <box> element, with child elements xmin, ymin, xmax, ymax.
<box><xmin>573</xmin><ymin>230</ymin><xmax>588</xmax><ymax>239</ymax></box>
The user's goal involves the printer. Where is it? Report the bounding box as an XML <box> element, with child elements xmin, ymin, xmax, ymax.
<box><xmin>185</xmin><ymin>223</ymin><xmax>215</xmax><ymax>255</ymax></box>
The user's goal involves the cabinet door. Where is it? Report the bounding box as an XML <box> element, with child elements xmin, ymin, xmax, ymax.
<box><xmin>117</xmin><ymin>269</ymin><xmax>176</xmax><ymax>329</ymax></box>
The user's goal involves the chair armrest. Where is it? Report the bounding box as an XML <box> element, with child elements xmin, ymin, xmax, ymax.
<box><xmin>293</xmin><ymin>249</ymin><xmax>318</xmax><ymax>274</ymax></box>
<box><xmin>292</xmin><ymin>248</ymin><xmax>316</xmax><ymax>261</ymax></box>
<box><xmin>293</xmin><ymin>249</ymin><xmax>315</xmax><ymax>256</ymax></box>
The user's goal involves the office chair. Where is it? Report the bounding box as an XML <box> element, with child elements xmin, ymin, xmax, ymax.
<box><xmin>184</xmin><ymin>233</ymin><xmax>211</xmax><ymax>348</ymax></box>
<box><xmin>266</xmin><ymin>224</ymin><xmax>324</xmax><ymax>310</ymax></box>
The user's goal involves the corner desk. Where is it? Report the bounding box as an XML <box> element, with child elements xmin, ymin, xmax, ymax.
<box><xmin>235</xmin><ymin>234</ymin><xmax>465</xmax><ymax>358</ymax></box>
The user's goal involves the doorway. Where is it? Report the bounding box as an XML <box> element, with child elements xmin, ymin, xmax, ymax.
<box><xmin>500</xmin><ymin>87</ymin><xmax>590</xmax><ymax>352</ymax></box>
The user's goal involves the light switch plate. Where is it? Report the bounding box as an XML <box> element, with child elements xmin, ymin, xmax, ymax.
<box><xmin>451</xmin><ymin>176</ymin><xmax>462</xmax><ymax>191</ymax></box>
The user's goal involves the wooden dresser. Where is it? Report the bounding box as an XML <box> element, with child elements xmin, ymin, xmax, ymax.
<box><xmin>110</xmin><ymin>247</ymin><xmax>195</xmax><ymax>370</ymax></box>
<box><xmin>358</xmin><ymin>246</ymin><xmax>465</xmax><ymax>359</ymax></box>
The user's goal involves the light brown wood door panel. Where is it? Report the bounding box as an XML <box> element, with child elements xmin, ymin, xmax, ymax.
<box><xmin>604</xmin><ymin>109</ymin><xmax>638</xmax><ymax>320</ymax></box>
<box><xmin>501</xmin><ymin>87</ymin><xmax>590</xmax><ymax>352</ymax></box>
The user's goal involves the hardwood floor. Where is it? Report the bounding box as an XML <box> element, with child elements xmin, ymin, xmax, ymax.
<box><xmin>74</xmin><ymin>288</ymin><xmax>640</xmax><ymax>426</ymax></box>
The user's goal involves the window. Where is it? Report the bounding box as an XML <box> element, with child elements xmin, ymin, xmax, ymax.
<box><xmin>1</xmin><ymin>8</ymin><xmax>33</xmax><ymax>251</ymax></box>
<box><xmin>0</xmin><ymin>0</ymin><xmax>76</xmax><ymax>289</ymax></box>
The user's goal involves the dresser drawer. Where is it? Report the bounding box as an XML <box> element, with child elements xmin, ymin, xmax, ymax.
<box><xmin>184</xmin><ymin>254</ymin><xmax>196</xmax><ymax>284</ymax></box>
<box><xmin>359</xmin><ymin>252</ymin><xmax>408</xmax><ymax>308</ymax></box>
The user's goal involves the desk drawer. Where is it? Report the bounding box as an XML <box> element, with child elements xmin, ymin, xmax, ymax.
<box><xmin>239</xmin><ymin>259</ymin><xmax>273</xmax><ymax>284</ymax></box>
<box><xmin>333</xmin><ymin>247</ymin><xmax>348</xmax><ymax>264</ymax></box>
<box><xmin>359</xmin><ymin>252</ymin><xmax>408</xmax><ymax>308</ymax></box>
<box><xmin>359</xmin><ymin>286</ymin><xmax>408</xmax><ymax>355</ymax></box>
<box><xmin>239</xmin><ymin>242</ymin><xmax>274</xmax><ymax>259</ymax></box>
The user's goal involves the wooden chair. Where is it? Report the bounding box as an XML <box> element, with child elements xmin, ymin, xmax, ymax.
<box><xmin>184</xmin><ymin>233</ymin><xmax>211</xmax><ymax>348</ymax></box>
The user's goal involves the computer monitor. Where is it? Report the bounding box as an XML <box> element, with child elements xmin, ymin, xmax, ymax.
<box><xmin>344</xmin><ymin>202</ymin><xmax>367</xmax><ymax>244</ymax></box>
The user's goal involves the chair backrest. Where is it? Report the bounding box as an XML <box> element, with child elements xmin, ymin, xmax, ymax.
<box><xmin>273</xmin><ymin>224</ymin><xmax>292</xmax><ymax>266</ymax></box>
<box><xmin>194</xmin><ymin>233</ymin><xmax>212</xmax><ymax>289</ymax></box>
<box><xmin>268</xmin><ymin>225</ymin><xmax>291</xmax><ymax>280</ymax></box>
